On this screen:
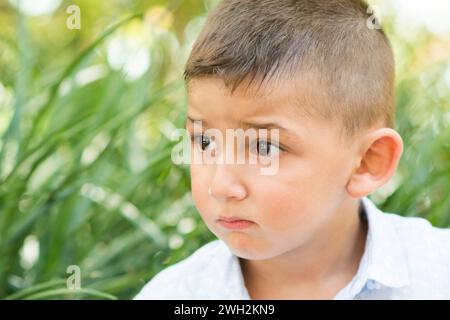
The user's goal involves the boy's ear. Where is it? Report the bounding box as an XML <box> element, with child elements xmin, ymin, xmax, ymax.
<box><xmin>346</xmin><ymin>128</ymin><xmax>404</xmax><ymax>198</ymax></box>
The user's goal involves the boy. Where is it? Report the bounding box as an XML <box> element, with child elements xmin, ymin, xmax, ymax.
<box><xmin>135</xmin><ymin>0</ymin><xmax>450</xmax><ymax>299</ymax></box>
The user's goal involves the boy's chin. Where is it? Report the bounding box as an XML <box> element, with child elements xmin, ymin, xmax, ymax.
<box><xmin>221</xmin><ymin>236</ymin><xmax>279</xmax><ymax>260</ymax></box>
<box><xmin>231</xmin><ymin>248</ymin><xmax>282</xmax><ymax>261</ymax></box>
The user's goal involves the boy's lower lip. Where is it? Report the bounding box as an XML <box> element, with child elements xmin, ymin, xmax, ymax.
<box><xmin>217</xmin><ymin>219</ymin><xmax>255</xmax><ymax>230</ymax></box>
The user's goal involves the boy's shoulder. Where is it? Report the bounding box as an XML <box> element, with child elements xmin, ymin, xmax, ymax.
<box><xmin>383</xmin><ymin>210</ymin><xmax>450</xmax><ymax>254</ymax></box>
<box><xmin>134</xmin><ymin>239</ymin><xmax>246</xmax><ymax>299</ymax></box>
<box><xmin>375</xmin><ymin>207</ymin><xmax>450</xmax><ymax>293</ymax></box>
<box><xmin>363</xmin><ymin>196</ymin><xmax>450</xmax><ymax>257</ymax></box>
<box><xmin>359</xmin><ymin>197</ymin><xmax>450</xmax><ymax>296</ymax></box>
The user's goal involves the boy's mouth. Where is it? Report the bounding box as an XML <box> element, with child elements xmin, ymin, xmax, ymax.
<box><xmin>217</xmin><ymin>217</ymin><xmax>255</xmax><ymax>230</ymax></box>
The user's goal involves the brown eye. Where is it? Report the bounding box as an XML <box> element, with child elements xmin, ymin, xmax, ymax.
<box><xmin>192</xmin><ymin>134</ymin><xmax>212</xmax><ymax>151</ymax></box>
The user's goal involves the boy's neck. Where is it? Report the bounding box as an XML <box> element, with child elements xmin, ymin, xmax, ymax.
<box><xmin>239</xmin><ymin>197</ymin><xmax>368</xmax><ymax>299</ymax></box>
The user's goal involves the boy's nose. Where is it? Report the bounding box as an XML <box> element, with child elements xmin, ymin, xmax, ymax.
<box><xmin>208</xmin><ymin>163</ymin><xmax>247</xmax><ymax>202</ymax></box>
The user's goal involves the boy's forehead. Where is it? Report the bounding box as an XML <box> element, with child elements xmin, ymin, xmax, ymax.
<box><xmin>186</xmin><ymin>76</ymin><xmax>321</xmax><ymax>123</ymax></box>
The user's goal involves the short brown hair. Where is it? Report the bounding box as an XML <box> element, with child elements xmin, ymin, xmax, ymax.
<box><xmin>184</xmin><ymin>0</ymin><xmax>395</xmax><ymax>138</ymax></box>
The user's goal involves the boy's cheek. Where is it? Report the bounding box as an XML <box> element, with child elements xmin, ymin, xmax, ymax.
<box><xmin>190</xmin><ymin>174</ymin><xmax>216</xmax><ymax>224</ymax></box>
<box><xmin>190</xmin><ymin>180</ymin><xmax>207</xmax><ymax>211</ymax></box>
<box><xmin>253</xmin><ymin>184</ymin><xmax>329</xmax><ymax>230</ymax></box>
<box><xmin>257</xmin><ymin>201</ymin><xmax>313</xmax><ymax>233</ymax></box>
<box><xmin>189</xmin><ymin>166</ymin><xmax>205</xmax><ymax>197</ymax></box>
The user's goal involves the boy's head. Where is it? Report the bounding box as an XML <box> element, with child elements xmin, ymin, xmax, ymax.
<box><xmin>184</xmin><ymin>0</ymin><xmax>403</xmax><ymax>260</ymax></box>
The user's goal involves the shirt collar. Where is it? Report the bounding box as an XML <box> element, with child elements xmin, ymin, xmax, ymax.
<box><xmin>355</xmin><ymin>196</ymin><xmax>411</xmax><ymax>291</ymax></box>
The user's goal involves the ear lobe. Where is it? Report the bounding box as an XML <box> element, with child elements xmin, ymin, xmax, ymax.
<box><xmin>346</xmin><ymin>128</ymin><xmax>403</xmax><ymax>198</ymax></box>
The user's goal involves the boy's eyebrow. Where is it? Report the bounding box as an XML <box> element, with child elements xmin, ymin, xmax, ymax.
<box><xmin>185</xmin><ymin>115</ymin><xmax>297</xmax><ymax>137</ymax></box>
<box><xmin>239</xmin><ymin>120</ymin><xmax>290</xmax><ymax>133</ymax></box>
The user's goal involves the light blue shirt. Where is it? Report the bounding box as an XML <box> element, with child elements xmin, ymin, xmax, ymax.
<box><xmin>135</xmin><ymin>196</ymin><xmax>450</xmax><ymax>299</ymax></box>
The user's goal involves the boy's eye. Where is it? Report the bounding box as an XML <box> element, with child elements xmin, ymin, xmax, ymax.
<box><xmin>191</xmin><ymin>133</ymin><xmax>213</xmax><ymax>152</ymax></box>
<box><xmin>251</xmin><ymin>140</ymin><xmax>282</xmax><ymax>157</ymax></box>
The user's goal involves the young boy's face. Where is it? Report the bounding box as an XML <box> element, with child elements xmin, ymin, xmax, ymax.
<box><xmin>186</xmin><ymin>77</ymin><xmax>362</xmax><ymax>260</ymax></box>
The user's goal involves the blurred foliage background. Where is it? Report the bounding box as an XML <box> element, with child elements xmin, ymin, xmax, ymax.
<box><xmin>0</xmin><ymin>0</ymin><xmax>449</xmax><ymax>299</ymax></box>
